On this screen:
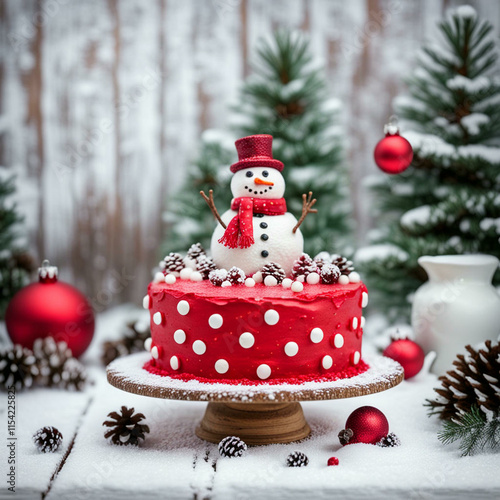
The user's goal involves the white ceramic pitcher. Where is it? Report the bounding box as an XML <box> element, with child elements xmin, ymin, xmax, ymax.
<box><xmin>412</xmin><ymin>254</ymin><xmax>500</xmax><ymax>374</ymax></box>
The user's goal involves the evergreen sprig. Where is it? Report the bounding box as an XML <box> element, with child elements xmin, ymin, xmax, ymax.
<box><xmin>438</xmin><ymin>406</ymin><xmax>500</xmax><ymax>456</ymax></box>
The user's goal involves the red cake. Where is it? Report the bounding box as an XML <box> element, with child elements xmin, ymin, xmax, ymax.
<box><xmin>143</xmin><ymin>278</ymin><xmax>369</xmax><ymax>384</ymax></box>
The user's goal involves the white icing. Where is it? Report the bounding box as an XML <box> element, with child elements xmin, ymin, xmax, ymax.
<box><xmin>353</xmin><ymin>351</ymin><xmax>361</xmax><ymax>364</ymax></box>
<box><xmin>264</xmin><ymin>275</ymin><xmax>278</xmax><ymax>286</ymax></box>
<box><xmin>151</xmin><ymin>346</ymin><xmax>159</xmax><ymax>359</ymax></box>
<box><xmin>170</xmin><ymin>356</ymin><xmax>180</xmax><ymax>370</ymax></box>
<box><xmin>153</xmin><ymin>312</ymin><xmax>163</xmax><ymax>325</ymax></box>
<box><xmin>282</xmin><ymin>278</ymin><xmax>292</xmax><ymax>288</ymax></box>
<box><xmin>322</xmin><ymin>355</ymin><xmax>333</xmax><ymax>369</ymax></box>
<box><xmin>190</xmin><ymin>271</ymin><xmax>203</xmax><ymax>282</ymax></box>
<box><xmin>257</xmin><ymin>364</ymin><xmax>271</xmax><ymax>380</ymax></box>
<box><xmin>264</xmin><ymin>309</ymin><xmax>279</xmax><ymax>325</ymax></box>
<box><xmin>180</xmin><ymin>268</ymin><xmax>193</xmax><ymax>280</ymax></box>
<box><xmin>291</xmin><ymin>281</ymin><xmax>303</xmax><ymax>293</ymax></box>
<box><xmin>284</xmin><ymin>342</ymin><xmax>299</xmax><ymax>357</ymax></box>
<box><xmin>338</xmin><ymin>275</ymin><xmax>349</xmax><ymax>285</ymax></box>
<box><xmin>174</xmin><ymin>329</ymin><xmax>186</xmax><ymax>344</ymax></box>
<box><xmin>153</xmin><ymin>272</ymin><xmax>164</xmax><ymax>283</ymax></box>
<box><xmin>144</xmin><ymin>338</ymin><xmax>152</xmax><ymax>351</ymax></box>
<box><xmin>192</xmin><ymin>340</ymin><xmax>206</xmax><ymax>355</ymax></box>
<box><xmin>306</xmin><ymin>272</ymin><xmax>320</xmax><ymax>285</ymax></box>
<box><xmin>177</xmin><ymin>300</ymin><xmax>190</xmax><ymax>316</ymax></box>
<box><xmin>362</xmin><ymin>292</ymin><xmax>369</xmax><ymax>308</ymax></box>
<box><xmin>142</xmin><ymin>295</ymin><xmax>150</xmax><ymax>310</ymax></box>
<box><xmin>352</xmin><ymin>317</ymin><xmax>359</xmax><ymax>330</ymax></box>
<box><xmin>239</xmin><ymin>332</ymin><xmax>255</xmax><ymax>349</ymax></box>
<box><xmin>245</xmin><ymin>277</ymin><xmax>256</xmax><ymax>287</ymax></box>
<box><xmin>349</xmin><ymin>272</ymin><xmax>361</xmax><ymax>283</ymax></box>
<box><xmin>215</xmin><ymin>359</ymin><xmax>229</xmax><ymax>374</ymax></box>
<box><xmin>310</xmin><ymin>327</ymin><xmax>324</xmax><ymax>343</ymax></box>
<box><xmin>209</xmin><ymin>314</ymin><xmax>223</xmax><ymax>329</ymax></box>
<box><xmin>165</xmin><ymin>274</ymin><xmax>176</xmax><ymax>284</ymax></box>
<box><xmin>334</xmin><ymin>334</ymin><xmax>344</xmax><ymax>348</ymax></box>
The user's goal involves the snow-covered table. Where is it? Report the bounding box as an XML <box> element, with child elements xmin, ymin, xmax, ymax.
<box><xmin>2</xmin><ymin>308</ymin><xmax>500</xmax><ymax>500</ymax></box>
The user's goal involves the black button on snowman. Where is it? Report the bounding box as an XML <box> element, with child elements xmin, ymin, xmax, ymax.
<box><xmin>202</xmin><ymin>135</ymin><xmax>317</xmax><ymax>276</ymax></box>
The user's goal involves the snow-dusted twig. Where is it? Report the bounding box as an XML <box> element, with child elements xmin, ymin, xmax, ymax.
<box><xmin>200</xmin><ymin>190</ymin><xmax>227</xmax><ymax>229</ymax></box>
<box><xmin>293</xmin><ymin>191</ymin><xmax>317</xmax><ymax>233</ymax></box>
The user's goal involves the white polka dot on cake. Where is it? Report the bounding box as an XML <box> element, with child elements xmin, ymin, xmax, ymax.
<box><xmin>215</xmin><ymin>359</ymin><xmax>229</xmax><ymax>374</ymax></box>
<box><xmin>361</xmin><ymin>291</ymin><xmax>369</xmax><ymax>308</ymax></box>
<box><xmin>353</xmin><ymin>351</ymin><xmax>361</xmax><ymax>364</ymax></box>
<box><xmin>192</xmin><ymin>340</ymin><xmax>206</xmax><ymax>355</ymax></box>
<box><xmin>209</xmin><ymin>314</ymin><xmax>223</xmax><ymax>329</ymax></box>
<box><xmin>239</xmin><ymin>332</ymin><xmax>255</xmax><ymax>349</ymax></box>
<box><xmin>170</xmin><ymin>356</ymin><xmax>180</xmax><ymax>370</ymax></box>
<box><xmin>284</xmin><ymin>342</ymin><xmax>299</xmax><ymax>357</ymax></box>
<box><xmin>361</xmin><ymin>316</ymin><xmax>366</xmax><ymax>328</ymax></box>
<box><xmin>142</xmin><ymin>295</ymin><xmax>150</xmax><ymax>310</ymax></box>
<box><xmin>151</xmin><ymin>346</ymin><xmax>159</xmax><ymax>359</ymax></box>
<box><xmin>264</xmin><ymin>309</ymin><xmax>279</xmax><ymax>325</ymax></box>
<box><xmin>177</xmin><ymin>300</ymin><xmax>190</xmax><ymax>315</ymax></box>
<box><xmin>144</xmin><ymin>338</ymin><xmax>152</xmax><ymax>351</ymax></box>
<box><xmin>165</xmin><ymin>274</ymin><xmax>176</xmax><ymax>284</ymax></box>
<box><xmin>322</xmin><ymin>355</ymin><xmax>333</xmax><ymax>370</ymax></box>
<box><xmin>306</xmin><ymin>272</ymin><xmax>320</xmax><ymax>285</ymax></box>
<box><xmin>333</xmin><ymin>333</ymin><xmax>344</xmax><ymax>348</ymax></box>
<box><xmin>257</xmin><ymin>364</ymin><xmax>271</xmax><ymax>380</ymax></box>
<box><xmin>174</xmin><ymin>329</ymin><xmax>186</xmax><ymax>344</ymax></box>
<box><xmin>351</xmin><ymin>317</ymin><xmax>359</xmax><ymax>330</ymax></box>
<box><xmin>153</xmin><ymin>312</ymin><xmax>163</xmax><ymax>325</ymax></box>
<box><xmin>310</xmin><ymin>327</ymin><xmax>324</xmax><ymax>343</ymax></box>
<box><xmin>338</xmin><ymin>275</ymin><xmax>349</xmax><ymax>285</ymax></box>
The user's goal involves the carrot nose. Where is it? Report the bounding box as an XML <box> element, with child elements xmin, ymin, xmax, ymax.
<box><xmin>254</xmin><ymin>177</ymin><xmax>274</xmax><ymax>186</ymax></box>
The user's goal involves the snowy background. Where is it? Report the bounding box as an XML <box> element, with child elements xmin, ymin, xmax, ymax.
<box><xmin>1</xmin><ymin>0</ymin><xmax>500</xmax><ymax>305</ymax></box>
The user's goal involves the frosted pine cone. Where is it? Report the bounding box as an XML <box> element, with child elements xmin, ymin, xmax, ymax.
<box><xmin>292</xmin><ymin>254</ymin><xmax>317</xmax><ymax>279</ymax></box>
<box><xmin>226</xmin><ymin>267</ymin><xmax>246</xmax><ymax>285</ymax></box>
<box><xmin>103</xmin><ymin>406</ymin><xmax>150</xmax><ymax>446</ymax></box>
<box><xmin>60</xmin><ymin>358</ymin><xmax>87</xmax><ymax>391</ymax></box>
<box><xmin>33</xmin><ymin>426</ymin><xmax>63</xmax><ymax>453</ymax></box>
<box><xmin>197</xmin><ymin>255</ymin><xmax>217</xmax><ymax>279</ymax></box>
<box><xmin>209</xmin><ymin>269</ymin><xmax>228</xmax><ymax>287</ymax></box>
<box><xmin>321</xmin><ymin>263</ymin><xmax>341</xmax><ymax>284</ymax></box>
<box><xmin>313</xmin><ymin>251</ymin><xmax>331</xmax><ymax>270</ymax></box>
<box><xmin>286</xmin><ymin>451</ymin><xmax>309</xmax><ymax>467</ymax></box>
<box><xmin>218</xmin><ymin>436</ymin><xmax>247</xmax><ymax>458</ymax></box>
<box><xmin>186</xmin><ymin>243</ymin><xmax>206</xmax><ymax>262</ymax></box>
<box><xmin>261</xmin><ymin>262</ymin><xmax>287</xmax><ymax>285</ymax></box>
<box><xmin>33</xmin><ymin>337</ymin><xmax>73</xmax><ymax>388</ymax></box>
<box><xmin>377</xmin><ymin>432</ymin><xmax>401</xmax><ymax>448</ymax></box>
<box><xmin>101</xmin><ymin>320</ymin><xmax>151</xmax><ymax>366</ymax></box>
<box><xmin>160</xmin><ymin>252</ymin><xmax>184</xmax><ymax>274</ymax></box>
<box><xmin>0</xmin><ymin>345</ymin><xmax>38</xmax><ymax>391</ymax></box>
<box><xmin>331</xmin><ymin>254</ymin><xmax>355</xmax><ymax>276</ymax></box>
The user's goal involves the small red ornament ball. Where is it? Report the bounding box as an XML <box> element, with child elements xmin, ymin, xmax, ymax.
<box><xmin>5</xmin><ymin>261</ymin><xmax>95</xmax><ymax>358</ymax></box>
<box><xmin>383</xmin><ymin>338</ymin><xmax>425</xmax><ymax>379</ymax></box>
<box><xmin>374</xmin><ymin>133</ymin><xmax>413</xmax><ymax>174</ymax></box>
<box><xmin>327</xmin><ymin>457</ymin><xmax>339</xmax><ymax>466</ymax></box>
<box><xmin>344</xmin><ymin>406</ymin><xmax>389</xmax><ymax>445</ymax></box>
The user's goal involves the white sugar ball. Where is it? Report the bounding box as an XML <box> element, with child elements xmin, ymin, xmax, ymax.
<box><xmin>264</xmin><ymin>275</ymin><xmax>278</xmax><ymax>287</ymax></box>
<box><xmin>282</xmin><ymin>278</ymin><xmax>293</xmax><ymax>288</ymax></box>
<box><xmin>245</xmin><ymin>277</ymin><xmax>256</xmax><ymax>287</ymax></box>
<box><xmin>306</xmin><ymin>272</ymin><xmax>320</xmax><ymax>285</ymax></box>
<box><xmin>221</xmin><ymin>280</ymin><xmax>232</xmax><ymax>287</ymax></box>
<box><xmin>338</xmin><ymin>275</ymin><xmax>349</xmax><ymax>285</ymax></box>
<box><xmin>165</xmin><ymin>273</ymin><xmax>176</xmax><ymax>284</ymax></box>
<box><xmin>180</xmin><ymin>268</ymin><xmax>192</xmax><ymax>280</ymax></box>
<box><xmin>296</xmin><ymin>275</ymin><xmax>305</xmax><ymax>282</ymax></box>
<box><xmin>291</xmin><ymin>281</ymin><xmax>304</xmax><ymax>293</ymax></box>
<box><xmin>190</xmin><ymin>271</ymin><xmax>203</xmax><ymax>282</ymax></box>
<box><xmin>154</xmin><ymin>272</ymin><xmax>164</xmax><ymax>283</ymax></box>
<box><xmin>349</xmin><ymin>272</ymin><xmax>361</xmax><ymax>283</ymax></box>
<box><xmin>253</xmin><ymin>271</ymin><xmax>263</xmax><ymax>283</ymax></box>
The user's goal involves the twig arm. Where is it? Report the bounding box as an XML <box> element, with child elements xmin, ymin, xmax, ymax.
<box><xmin>200</xmin><ymin>190</ymin><xmax>227</xmax><ymax>229</ymax></box>
<box><xmin>293</xmin><ymin>191</ymin><xmax>318</xmax><ymax>233</ymax></box>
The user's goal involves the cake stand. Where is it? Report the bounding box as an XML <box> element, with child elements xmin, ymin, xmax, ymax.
<box><xmin>107</xmin><ymin>352</ymin><xmax>404</xmax><ymax>445</ymax></box>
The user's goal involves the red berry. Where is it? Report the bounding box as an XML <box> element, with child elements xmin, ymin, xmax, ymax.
<box><xmin>327</xmin><ymin>457</ymin><xmax>339</xmax><ymax>466</ymax></box>
<box><xmin>383</xmin><ymin>339</ymin><xmax>425</xmax><ymax>379</ymax></box>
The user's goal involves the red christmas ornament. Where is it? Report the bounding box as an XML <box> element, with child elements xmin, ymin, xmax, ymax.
<box><xmin>339</xmin><ymin>406</ymin><xmax>389</xmax><ymax>445</ymax></box>
<box><xmin>374</xmin><ymin>118</ymin><xmax>413</xmax><ymax>174</ymax></box>
<box><xmin>383</xmin><ymin>338</ymin><xmax>425</xmax><ymax>379</ymax></box>
<box><xmin>5</xmin><ymin>260</ymin><xmax>95</xmax><ymax>358</ymax></box>
<box><xmin>327</xmin><ymin>457</ymin><xmax>339</xmax><ymax>466</ymax></box>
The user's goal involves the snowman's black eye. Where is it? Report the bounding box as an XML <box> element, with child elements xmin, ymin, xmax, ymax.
<box><xmin>262</xmin><ymin>170</ymin><xmax>269</xmax><ymax>177</ymax></box>
<box><xmin>246</xmin><ymin>171</ymin><xmax>253</xmax><ymax>178</ymax></box>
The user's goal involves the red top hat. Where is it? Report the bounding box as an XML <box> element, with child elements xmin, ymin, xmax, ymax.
<box><xmin>230</xmin><ymin>134</ymin><xmax>284</xmax><ymax>173</ymax></box>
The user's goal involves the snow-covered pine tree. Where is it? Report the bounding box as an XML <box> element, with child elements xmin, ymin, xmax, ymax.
<box><xmin>0</xmin><ymin>169</ymin><xmax>32</xmax><ymax>316</ymax></box>
<box><xmin>163</xmin><ymin>30</ymin><xmax>348</xmax><ymax>256</ymax></box>
<box><xmin>358</xmin><ymin>5</ymin><xmax>500</xmax><ymax>321</ymax></box>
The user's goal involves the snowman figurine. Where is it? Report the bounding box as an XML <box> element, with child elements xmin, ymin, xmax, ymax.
<box><xmin>201</xmin><ymin>134</ymin><xmax>317</xmax><ymax>276</ymax></box>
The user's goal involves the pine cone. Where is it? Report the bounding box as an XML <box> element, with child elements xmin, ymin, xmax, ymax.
<box><xmin>60</xmin><ymin>358</ymin><xmax>87</xmax><ymax>391</ymax></box>
<box><xmin>209</xmin><ymin>269</ymin><xmax>227</xmax><ymax>287</ymax></box>
<box><xmin>313</xmin><ymin>251</ymin><xmax>331</xmax><ymax>270</ymax></box>
<box><xmin>0</xmin><ymin>345</ymin><xmax>38</xmax><ymax>391</ymax></box>
<box><xmin>186</xmin><ymin>243</ymin><xmax>206</xmax><ymax>263</ymax></box>
<box><xmin>218</xmin><ymin>436</ymin><xmax>248</xmax><ymax>458</ymax></box>
<box><xmin>103</xmin><ymin>406</ymin><xmax>150</xmax><ymax>446</ymax></box>
<box><xmin>427</xmin><ymin>340</ymin><xmax>500</xmax><ymax>421</ymax></box>
<box><xmin>321</xmin><ymin>263</ymin><xmax>341</xmax><ymax>284</ymax></box>
<box><xmin>33</xmin><ymin>337</ymin><xmax>73</xmax><ymax>388</ymax></box>
<box><xmin>292</xmin><ymin>253</ymin><xmax>317</xmax><ymax>279</ymax></box>
<box><xmin>261</xmin><ymin>262</ymin><xmax>286</xmax><ymax>284</ymax></box>
<box><xmin>286</xmin><ymin>451</ymin><xmax>309</xmax><ymax>467</ymax></box>
<box><xmin>197</xmin><ymin>255</ymin><xmax>217</xmax><ymax>279</ymax></box>
<box><xmin>338</xmin><ymin>428</ymin><xmax>353</xmax><ymax>445</ymax></box>
<box><xmin>331</xmin><ymin>254</ymin><xmax>355</xmax><ymax>276</ymax></box>
<box><xmin>160</xmin><ymin>252</ymin><xmax>184</xmax><ymax>274</ymax></box>
<box><xmin>101</xmin><ymin>320</ymin><xmax>151</xmax><ymax>366</ymax></box>
<box><xmin>33</xmin><ymin>426</ymin><xmax>63</xmax><ymax>453</ymax></box>
<box><xmin>377</xmin><ymin>432</ymin><xmax>401</xmax><ymax>448</ymax></box>
<box><xmin>226</xmin><ymin>267</ymin><xmax>246</xmax><ymax>285</ymax></box>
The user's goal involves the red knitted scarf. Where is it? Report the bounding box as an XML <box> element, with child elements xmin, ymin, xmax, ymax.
<box><xmin>218</xmin><ymin>197</ymin><xmax>287</xmax><ymax>249</ymax></box>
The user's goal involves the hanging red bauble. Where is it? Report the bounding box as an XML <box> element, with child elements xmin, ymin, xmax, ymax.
<box><xmin>5</xmin><ymin>261</ymin><xmax>95</xmax><ymax>358</ymax></box>
<box><xmin>339</xmin><ymin>406</ymin><xmax>389</xmax><ymax>445</ymax></box>
<box><xmin>383</xmin><ymin>338</ymin><xmax>425</xmax><ymax>379</ymax></box>
<box><xmin>374</xmin><ymin>118</ymin><xmax>413</xmax><ymax>174</ymax></box>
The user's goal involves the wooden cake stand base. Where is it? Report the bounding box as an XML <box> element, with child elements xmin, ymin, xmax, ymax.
<box><xmin>107</xmin><ymin>353</ymin><xmax>403</xmax><ymax>445</ymax></box>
